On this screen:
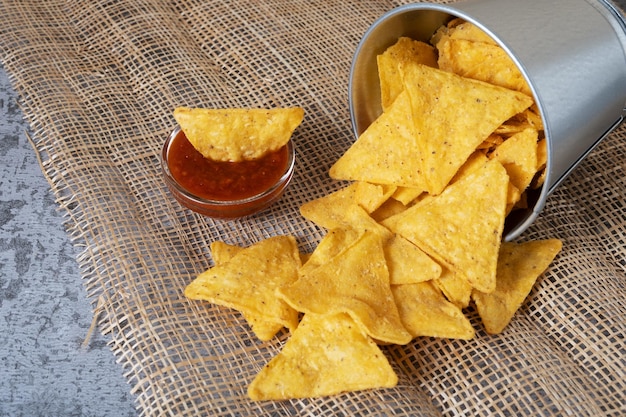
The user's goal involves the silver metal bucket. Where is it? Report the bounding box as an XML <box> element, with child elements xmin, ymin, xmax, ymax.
<box><xmin>349</xmin><ymin>0</ymin><xmax>626</xmax><ymax>240</ymax></box>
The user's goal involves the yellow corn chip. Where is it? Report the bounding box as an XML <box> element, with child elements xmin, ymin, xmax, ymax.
<box><xmin>248</xmin><ymin>313</ymin><xmax>397</xmax><ymax>400</ymax></box>
<box><xmin>208</xmin><ymin>241</ymin><xmax>282</xmax><ymax>340</ymax></box>
<box><xmin>438</xmin><ymin>20</ymin><xmax>498</xmax><ymax>45</ymax></box>
<box><xmin>341</xmin><ymin>204</ymin><xmax>392</xmax><ymax>238</ymax></box>
<box><xmin>305</xmin><ymin>203</ymin><xmax>438</xmax><ymax>285</ymax></box>
<box><xmin>437</xmin><ymin>38</ymin><xmax>532</xmax><ymax>96</ymax></box>
<box><xmin>370</xmin><ymin>198</ymin><xmax>408</xmax><ymax>223</ymax></box>
<box><xmin>400</xmin><ymin>62</ymin><xmax>533</xmax><ymax>195</ymax></box>
<box><xmin>450</xmin><ymin>151</ymin><xmax>489</xmax><ymax>184</ymax></box>
<box><xmin>514</xmin><ymin>191</ymin><xmax>529</xmax><ymax>211</ymax></box>
<box><xmin>277</xmin><ymin>231</ymin><xmax>412</xmax><ymax>345</ymax></box>
<box><xmin>242</xmin><ymin>314</ymin><xmax>286</xmax><ymax>342</ymax></box>
<box><xmin>377</xmin><ymin>37</ymin><xmax>438</xmax><ymax>110</ymax></box>
<box><xmin>391</xmin><ymin>186</ymin><xmax>423</xmax><ymax>205</ymax></box>
<box><xmin>210</xmin><ymin>241</ymin><xmax>243</xmax><ymax>265</ymax></box>
<box><xmin>384</xmin><ymin>234</ymin><xmax>442</xmax><ymax>285</ymax></box>
<box><xmin>490</xmin><ymin>127</ymin><xmax>539</xmax><ymax>192</ymax></box>
<box><xmin>532</xmin><ymin>138</ymin><xmax>548</xmax><ymax>189</ymax></box>
<box><xmin>300</xmin><ymin>182</ymin><xmax>394</xmax><ymax>230</ymax></box>
<box><xmin>434</xmin><ymin>267</ymin><xmax>473</xmax><ymax>309</ymax></box>
<box><xmin>477</xmin><ymin>133</ymin><xmax>504</xmax><ymax>151</ymax></box>
<box><xmin>299</xmin><ymin>227</ymin><xmax>363</xmax><ymax>276</ymax></box>
<box><xmin>524</xmin><ymin>106</ymin><xmax>544</xmax><ymax>130</ymax></box>
<box><xmin>173</xmin><ymin>106</ymin><xmax>304</xmax><ymax>162</ymax></box>
<box><xmin>392</xmin><ymin>281</ymin><xmax>475</xmax><ymax>340</ymax></box>
<box><xmin>185</xmin><ymin>235</ymin><xmax>301</xmax><ymax>333</ymax></box>
<box><xmin>472</xmin><ymin>239</ymin><xmax>562</xmax><ymax>334</ymax></box>
<box><xmin>355</xmin><ymin>182</ymin><xmax>397</xmax><ymax>213</ymax></box>
<box><xmin>329</xmin><ymin>91</ymin><xmax>429</xmax><ymax>190</ymax></box>
<box><xmin>382</xmin><ymin>159</ymin><xmax>509</xmax><ymax>293</ymax></box>
<box><xmin>504</xmin><ymin>182</ymin><xmax>523</xmax><ymax>215</ymax></box>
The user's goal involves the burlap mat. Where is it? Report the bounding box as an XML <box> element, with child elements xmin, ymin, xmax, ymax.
<box><xmin>1</xmin><ymin>0</ymin><xmax>624</xmax><ymax>415</ymax></box>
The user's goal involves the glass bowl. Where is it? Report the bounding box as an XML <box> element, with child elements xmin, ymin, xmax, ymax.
<box><xmin>161</xmin><ymin>126</ymin><xmax>295</xmax><ymax>219</ymax></box>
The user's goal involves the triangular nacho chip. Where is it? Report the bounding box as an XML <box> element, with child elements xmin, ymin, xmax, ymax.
<box><xmin>370</xmin><ymin>198</ymin><xmax>408</xmax><ymax>223</ymax></box>
<box><xmin>185</xmin><ymin>235</ymin><xmax>301</xmax><ymax>333</ymax></box>
<box><xmin>377</xmin><ymin>37</ymin><xmax>438</xmax><ymax>110</ymax></box>
<box><xmin>242</xmin><ymin>313</ymin><xmax>286</xmax><ymax>342</ymax></box>
<box><xmin>305</xmin><ymin>203</ymin><xmax>439</xmax><ymax>286</ymax></box>
<box><xmin>490</xmin><ymin>127</ymin><xmax>539</xmax><ymax>192</ymax></box>
<box><xmin>209</xmin><ymin>241</ymin><xmax>283</xmax><ymax>340</ymax></box>
<box><xmin>210</xmin><ymin>240</ymin><xmax>243</xmax><ymax>264</ymax></box>
<box><xmin>384</xmin><ymin>234</ymin><xmax>442</xmax><ymax>285</ymax></box>
<box><xmin>434</xmin><ymin>267</ymin><xmax>473</xmax><ymax>309</ymax></box>
<box><xmin>432</xmin><ymin>19</ymin><xmax>498</xmax><ymax>47</ymax></box>
<box><xmin>173</xmin><ymin>106</ymin><xmax>304</xmax><ymax>162</ymax></box>
<box><xmin>248</xmin><ymin>313</ymin><xmax>397</xmax><ymax>400</ymax></box>
<box><xmin>400</xmin><ymin>62</ymin><xmax>533</xmax><ymax>195</ymax></box>
<box><xmin>355</xmin><ymin>182</ymin><xmax>397</xmax><ymax>213</ymax></box>
<box><xmin>437</xmin><ymin>38</ymin><xmax>532</xmax><ymax>96</ymax></box>
<box><xmin>382</xmin><ymin>159</ymin><xmax>509</xmax><ymax>293</ymax></box>
<box><xmin>277</xmin><ymin>231</ymin><xmax>411</xmax><ymax>345</ymax></box>
<box><xmin>473</xmin><ymin>239</ymin><xmax>562</xmax><ymax>334</ymax></box>
<box><xmin>300</xmin><ymin>182</ymin><xmax>394</xmax><ymax>230</ymax></box>
<box><xmin>329</xmin><ymin>91</ymin><xmax>429</xmax><ymax>190</ymax></box>
<box><xmin>532</xmin><ymin>138</ymin><xmax>548</xmax><ymax>189</ymax></box>
<box><xmin>391</xmin><ymin>186</ymin><xmax>423</xmax><ymax>205</ymax></box>
<box><xmin>299</xmin><ymin>227</ymin><xmax>363</xmax><ymax>276</ymax></box>
<box><xmin>392</xmin><ymin>281</ymin><xmax>475</xmax><ymax>340</ymax></box>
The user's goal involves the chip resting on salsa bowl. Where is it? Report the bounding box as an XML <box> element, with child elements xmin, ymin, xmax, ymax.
<box><xmin>162</xmin><ymin>106</ymin><xmax>303</xmax><ymax>218</ymax></box>
<box><xmin>173</xmin><ymin>106</ymin><xmax>304</xmax><ymax>162</ymax></box>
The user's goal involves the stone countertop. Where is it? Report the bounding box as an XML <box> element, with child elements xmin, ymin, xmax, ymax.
<box><xmin>0</xmin><ymin>66</ymin><xmax>137</xmax><ymax>417</ymax></box>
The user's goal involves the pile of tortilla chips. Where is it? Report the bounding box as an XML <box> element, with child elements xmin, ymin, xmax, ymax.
<box><xmin>183</xmin><ymin>20</ymin><xmax>563</xmax><ymax>401</ymax></box>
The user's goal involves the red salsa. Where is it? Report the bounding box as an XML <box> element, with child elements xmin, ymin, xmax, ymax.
<box><xmin>167</xmin><ymin>131</ymin><xmax>290</xmax><ymax>201</ymax></box>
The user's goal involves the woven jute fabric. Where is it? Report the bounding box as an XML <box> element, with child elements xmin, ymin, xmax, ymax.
<box><xmin>1</xmin><ymin>0</ymin><xmax>624</xmax><ymax>415</ymax></box>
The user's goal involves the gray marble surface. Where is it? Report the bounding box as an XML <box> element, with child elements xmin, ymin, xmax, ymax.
<box><xmin>0</xmin><ymin>66</ymin><xmax>137</xmax><ymax>416</ymax></box>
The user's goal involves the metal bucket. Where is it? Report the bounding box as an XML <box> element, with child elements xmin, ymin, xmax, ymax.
<box><xmin>349</xmin><ymin>0</ymin><xmax>626</xmax><ymax>240</ymax></box>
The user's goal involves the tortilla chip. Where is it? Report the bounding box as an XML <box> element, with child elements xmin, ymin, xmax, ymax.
<box><xmin>329</xmin><ymin>91</ymin><xmax>429</xmax><ymax>190</ymax></box>
<box><xmin>173</xmin><ymin>106</ymin><xmax>304</xmax><ymax>162</ymax></box>
<box><xmin>299</xmin><ymin>227</ymin><xmax>362</xmax><ymax>276</ymax></box>
<box><xmin>400</xmin><ymin>62</ymin><xmax>533</xmax><ymax>195</ymax></box>
<box><xmin>208</xmin><ymin>241</ymin><xmax>283</xmax><ymax>340</ymax></box>
<box><xmin>477</xmin><ymin>133</ymin><xmax>504</xmax><ymax>151</ymax></box>
<box><xmin>490</xmin><ymin>127</ymin><xmax>539</xmax><ymax>192</ymax></box>
<box><xmin>391</xmin><ymin>186</ymin><xmax>423</xmax><ymax>205</ymax></box>
<box><xmin>473</xmin><ymin>239</ymin><xmax>563</xmax><ymax>334</ymax></box>
<box><xmin>532</xmin><ymin>138</ymin><xmax>548</xmax><ymax>189</ymax></box>
<box><xmin>384</xmin><ymin>234</ymin><xmax>442</xmax><ymax>285</ymax></box>
<box><xmin>392</xmin><ymin>281</ymin><xmax>475</xmax><ymax>340</ymax></box>
<box><xmin>504</xmin><ymin>183</ymin><xmax>523</xmax><ymax>215</ymax></box>
<box><xmin>210</xmin><ymin>241</ymin><xmax>243</xmax><ymax>265</ymax></box>
<box><xmin>277</xmin><ymin>231</ymin><xmax>412</xmax><ymax>345</ymax></box>
<box><xmin>300</xmin><ymin>182</ymin><xmax>394</xmax><ymax>230</ymax></box>
<box><xmin>248</xmin><ymin>313</ymin><xmax>397</xmax><ymax>400</ymax></box>
<box><xmin>524</xmin><ymin>106</ymin><xmax>544</xmax><ymax>130</ymax></box>
<box><xmin>355</xmin><ymin>182</ymin><xmax>397</xmax><ymax>213</ymax></box>
<box><xmin>304</xmin><ymin>203</ymin><xmax>437</xmax><ymax>286</ymax></box>
<box><xmin>185</xmin><ymin>235</ymin><xmax>301</xmax><ymax>333</ymax></box>
<box><xmin>450</xmin><ymin>151</ymin><xmax>489</xmax><ymax>184</ymax></box>
<box><xmin>435</xmin><ymin>20</ymin><xmax>498</xmax><ymax>45</ymax></box>
<box><xmin>382</xmin><ymin>159</ymin><xmax>509</xmax><ymax>293</ymax></box>
<box><xmin>377</xmin><ymin>37</ymin><xmax>438</xmax><ymax>110</ymax></box>
<box><xmin>242</xmin><ymin>314</ymin><xmax>286</xmax><ymax>342</ymax></box>
<box><xmin>434</xmin><ymin>267</ymin><xmax>473</xmax><ymax>309</ymax></box>
<box><xmin>370</xmin><ymin>198</ymin><xmax>408</xmax><ymax>223</ymax></box>
<box><xmin>437</xmin><ymin>38</ymin><xmax>532</xmax><ymax>96</ymax></box>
